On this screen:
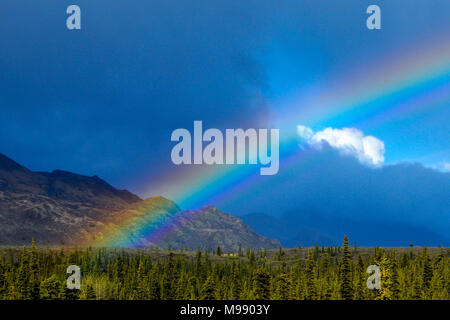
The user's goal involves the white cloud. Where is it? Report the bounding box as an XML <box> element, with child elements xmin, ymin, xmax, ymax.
<box><xmin>297</xmin><ymin>125</ymin><xmax>314</xmax><ymax>140</ymax></box>
<box><xmin>444</xmin><ymin>162</ymin><xmax>450</xmax><ymax>172</ymax></box>
<box><xmin>297</xmin><ymin>125</ymin><xmax>385</xmax><ymax>166</ymax></box>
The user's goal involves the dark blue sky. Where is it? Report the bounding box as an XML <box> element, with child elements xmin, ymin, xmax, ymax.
<box><xmin>0</xmin><ymin>0</ymin><xmax>449</xmax><ymax>203</ymax></box>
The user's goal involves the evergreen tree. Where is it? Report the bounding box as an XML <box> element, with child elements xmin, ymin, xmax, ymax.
<box><xmin>353</xmin><ymin>254</ymin><xmax>366</xmax><ymax>300</ymax></box>
<box><xmin>200</xmin><ymin>275</ymin><xmax>216</xmax><ymax>300</ymax></box>
<box><xmin>229</xmin><ymin>263</ymin><xmax>241</xmax><ymax>300</ymax></box>
<box><xmin>272</xmin><ymin>273</ymin><xmax>292</xmax><ymax>300</ymax></box>
<box><xmin>304</xmin><ymin>249</ymin><xmax>317</xmax><ymax>300</ymax></box>
<box><xmin>40</xmin><ymin>275</ymin><xmax>60</xmax><ymax>300</ymax></box>
<box><xmin>148</xmin><ymin>268</ymin><xmax>161</xmax><ymax>300</ymax></box>
<box><xmin>238</xmin><ymin>244</ymin><xmax>243</xmax><ymax>257</ymax></box>
<box><xmin>113</xmin><ymin>253</ymin><xmax>124</xmax><ymax>283</ymax></box>
<box><xmin>16</xmin><ymin>246</ymin><xmax>30</xmax><ymax>299</ymax></box>
<box><xmin>422</xmin><ymin>247</ymin><xmax>433</xmax><ymax>296</ymax></box>
<box><xmin>136</xmin><ymin>259</ymin><xmax>148</xmax><ymax>299</ymax></box>
<box><xmin>175</xmin><ymin>272</ymin><xmax>187</xmax><ymax>300</ymax></box>
<box><xmin>0</xmin><ymin>253</ymin><xmax>6</xmax><ymax>298</ymax></box>
<box><xmin>253</xmin><ymin>267</ymin><xmax>271</xmax><ymax>300</ymax></box>
<box><xmin>29</xmin><ymin>240</ymin><xmax>40</xmax><ymax>300</ymax></box>
<box><xmin>161</xmin><ymin>252</ymin><xmax>179</xmax><ymax>299</ymax></box>
<box><xmin>388</xmin><ymin>250</ymin><xmax>400</xmax><ymax>300</ymax></box>
<box><xmin>379</xmin><ymin>252</ymin><xmax>400</xmax><ymax>300</ymax></box>
<box><xmin>411</xmin><ymin>262</ymin><xmax>422</xmax><ymax>300</ymax></box>
<box><xmin>84</xmin><ymin>284</ymin><xmax>97</xmax><ymax>300</ymax></box>
<box><xmin>60</xmin><ymin>284</ymin><xmax>80</xmax><ymax>300</ymax></box>
<box><xmin>339</xmin><ymin>236</ymin><xmax>353</xmax><ymax>300</ymax></box>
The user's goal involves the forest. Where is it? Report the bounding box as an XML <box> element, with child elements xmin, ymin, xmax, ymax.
<box><xmin>0</xmin><ymin>236</ymin><xmax>448</xmax><ymax>300</ymax></box>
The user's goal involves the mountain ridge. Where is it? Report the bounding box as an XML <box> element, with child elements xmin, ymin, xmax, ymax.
<box><xmin>0</xmin><ymin>153</ymin><xmax>280</xmax><ymax>251</ymax></box>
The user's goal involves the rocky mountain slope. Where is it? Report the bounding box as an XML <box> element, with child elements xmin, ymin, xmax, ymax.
<box><xmin>154</xmin><ymin>206</ymin><xmax>281</xmax><ymax>251</ymax></box>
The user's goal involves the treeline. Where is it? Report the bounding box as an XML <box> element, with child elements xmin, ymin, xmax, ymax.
<box><xmin>0</xmin><ymin>236</ymin><xmax>449</xmax><ymax>300</ymax></box>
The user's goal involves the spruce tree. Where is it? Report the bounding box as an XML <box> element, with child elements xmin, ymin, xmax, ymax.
<box><xmin>148</xmin><ymin>268</ymin><xmax>161</xmax><ymax>300</ymax></box>
<box><xmin>29</xmin><ymin>240</ymin><xmax>40</xmax><ymax>300</ymax></box>
<box><xmin>84</xmin><ymin>284</ymin><xmax>96</xmax><ymax>300</ymax></box>
<box><xmin>39</xmin><ymin>275</ymin><xmax>60</xmax><ymax>300</ymax></box>
<box><xmin>353</xmin><ymin>254</ymin><xmax>365</xmax><ymax>300</ymax></box>
<box><xmin>16</xmin><ymin>246</ymin><xmax>30</xmax><ymax>299</ymax></box>
<box><xmin>253</xmin><ymin>267</ymin><xmax>271</xmax><ymax>300</ymax></box>
<box><xmin>0</xmin><ymin>253</ymin><xmax>6</xmax><ymax>299</ymax></box>
<box><xmin>113</xmin><ymin>253</ymin><xmax>124</xmax><ymax>283</ymax></box>
<box><xmin>339</xmin><ymin>236</ymin><xmax>353</xmax><ymax>300</ymax></box>
<box><xmin>175</xmin><ymin>272</ymin><xmax>187</xmax><ymax>300</ymax></box>
<box><xmin>422</xmin><ymin>247</ymin><xmax>433</xmax><ymax>292</ymax></box>
<box><xmin>272</xmin><ymin>273</ymin><xmax>292</xmax><ymax>300</ymax></box>
<box><xmin>136</xmin><ymin>259</ymin><xmax>148</xmax><ymax>299</ymax></box>
<box><xmin>200</xmin><ymin>275</ymin><xmax>216</xmax><ymax>300</ymax></box>
<box><xmin>304</xmin><ymin>249</ymin><xmax>317</xmax><ymax>300</ymax></box>
<box><xmin>388</xmin><ymin>250</ymin><xmax>400</xmax><ymax>300</ymax></box>
<box><xmin>229</xmin><ymin>262</ymin><xmax>241</xmax><ymax>300</ymax></box>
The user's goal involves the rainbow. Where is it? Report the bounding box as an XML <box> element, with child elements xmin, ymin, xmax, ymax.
<box><xmin>90</xmin><ymin>34</ymin><xmax>449</xmax><ymax>247</ymax></box>
<box><xmin>90</xmin><ymin>197</ymin><xmax>190</xmax><ymax>248</ymax></box>
<box><xmin>281</xmin><ymin>36</ymin><xmax>449</xmax><ymax>130</ymax></box>
<box><xmin>149</xmin><ymin>35</ymin><xmax>449</xmax><ymax>209</ymax></box>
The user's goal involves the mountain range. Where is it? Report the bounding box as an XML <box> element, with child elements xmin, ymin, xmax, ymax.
<box><xmin>233</xmin><ymin>147</ymin><xmax>450</xmax><ymax>247</ymax></box>
<box><xmin>0</xmin><ymin>153</ymin><xmax>280</xmax><ymax>251</ymax></box>
<box><xmin>2</xmin><ymin>149</ymin><xmax>448</xmax><ymax>249</ymax></box>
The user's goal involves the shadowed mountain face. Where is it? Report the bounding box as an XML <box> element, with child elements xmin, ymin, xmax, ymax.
<box><xmin>154</xmin><ymin>206</ymin><xmax>281</xmax><ymax>251</ymax></box>
<box><xmin>0</xmin><ymin>153</ymin><xmax>141</xmax><ymax>208</ymax></box>
<box><xmin>0</xmin><ymin>153</ymin><xmax>142</xmax><ymax>245</ymax></box>
<box><xmin>241</xmin><ymin>212</ymin><xmax>449</xmax><ymax>247</ymax></box>
<box><xmin>0</xmin><ymin>153</ymin><xmax>280</xmax><ymax>250</ymax></box>
<box><xmin>85</xmin><ymin>198</ymin><xmax>281</xmax><ymax>251</ymax></box>
<box><xmin>232</xmin><ymin>148</ymin><xmax>450</xmax><ymax>247</ymax></box>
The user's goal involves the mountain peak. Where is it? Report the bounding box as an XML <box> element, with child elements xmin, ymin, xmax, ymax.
<box><xmin>0</xmin><ymin>153</ymin><xmax>29</xmax><ymax>172</ymax></box>
<box><xmin>134</xmin><ymin>196</ymin><xmax>180</xmax><ymax>212</ymax></box>
<box><xmin>151</xmin><ymin>206</ymin><xmax>282</xmax><ymax>251</ymax></box>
